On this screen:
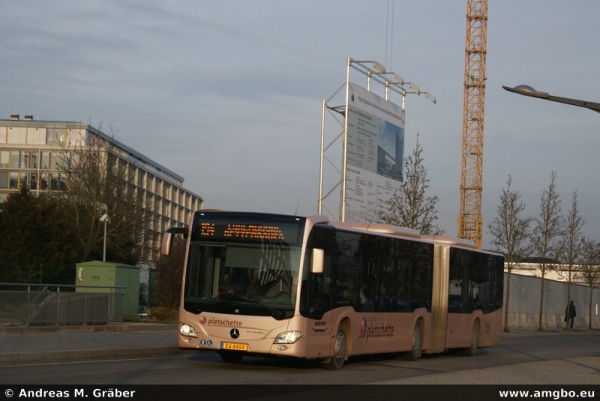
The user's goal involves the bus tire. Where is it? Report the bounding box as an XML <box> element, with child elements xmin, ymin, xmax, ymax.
<box><xmin>322</xmin><ymin>324</ymin><xmax>347</xmax><ymax>370</ymax></box>
<box><xmin>218</xmin><ymin>351</ymin><xmax>244</xmax><ymax>364</ymax></box>
<box><xmin>460</xmin><ymin>321</ymin><xmax>479</xmax><ymax>357</ymax></box>
<box><xmin>401</xmin><ymin>323</ymin><xmax>422</xmax><ymax>361</ymax></box>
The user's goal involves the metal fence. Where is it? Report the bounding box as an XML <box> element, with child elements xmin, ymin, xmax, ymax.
<box><xmin>1</xmin><ymin>276</ymin><xmax>598</xmax><ymax>329</ymax></box>
<box><xmin>0</xmin><ymin>283</ymin><xmax>125</xmax><ymax>326</ymax></box>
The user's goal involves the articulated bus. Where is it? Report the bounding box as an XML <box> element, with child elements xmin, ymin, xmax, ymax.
<box><xmin>161</xmin><ymin>211</ymin><xmax>504</xmax><ymax>370</ymax></box>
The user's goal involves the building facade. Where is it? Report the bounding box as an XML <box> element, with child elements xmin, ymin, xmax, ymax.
<box><xmin>0</xmin><ymin>115</ymin><xmax>203</xmax><ymax>262</ymax></box>
<box><xmin>505</xmin><ymin>262</ymin><xmax>598</xmax><ymax>287</ymax></box>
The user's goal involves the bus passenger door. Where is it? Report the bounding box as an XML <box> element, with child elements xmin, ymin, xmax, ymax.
<box><xmin>301</xmin><ymin>274</ymin><xmax>333</xmax><ymax>358</ymax></box>
<box><xmin>300</xmin><ymin>247</ymin><xmax>334</xmax><ymax>359</ymax></box>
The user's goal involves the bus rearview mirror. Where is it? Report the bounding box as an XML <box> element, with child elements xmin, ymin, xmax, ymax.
<box><xmin>160</xmin><ymin>231</ymin><xmax>173</xmax><ymax>256</ymax></box>
<box><xmin>311</xmin><ymin>248</ymin><xmax>324</xmax><ymax>274</ymax></box>
<box><xmin>161</xmin><ymin>226</ymin><xmax>188</xmax><ymax>256</ymax></box>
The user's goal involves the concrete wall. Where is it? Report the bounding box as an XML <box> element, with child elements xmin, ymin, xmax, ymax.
<box><xmin>503</xmin><ymin>273</ymin><xmax>600</xmax><ymax>329</ymax></box>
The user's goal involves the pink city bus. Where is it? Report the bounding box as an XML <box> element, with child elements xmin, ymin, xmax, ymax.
<box><xmin>161</xmin><ymin>211</ymin><xmax>504</xmax><ymax>369</ymax></box>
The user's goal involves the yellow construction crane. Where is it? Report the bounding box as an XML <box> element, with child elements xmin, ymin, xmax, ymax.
<box><xmin>458</xmin><ymin>0</ymin><xmax>488</xmax><ymax>249</ymax></box>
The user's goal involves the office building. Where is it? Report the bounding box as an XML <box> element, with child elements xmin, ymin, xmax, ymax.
<box><xmin>0</xmin><ymin>114</ymin><xmax>203</xmax><ymax>262</ymax></box>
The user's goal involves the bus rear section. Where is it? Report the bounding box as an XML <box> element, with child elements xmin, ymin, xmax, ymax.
<box><xmin>426</xmin><ymin>241</ymin><xmax>504</xmax><ymax>356</ymax></box>
<box><xmin>301</xmin><ymin>223</ymin><xmax>503</xmax><ymax>368</ymax></box>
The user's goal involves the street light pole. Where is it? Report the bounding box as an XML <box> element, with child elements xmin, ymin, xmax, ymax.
<box><xmin>98</xmin><ymin>203</ymin><xmax>109</xmax><ymax>262</ymax></box>
<box><xmin>502</xmin><ymin>85</ymin><xmax>600</xmax><ymax>113</ymax></box>
<box><xmin>103</xmin><ymin>218</ymin><xmax>107</xmax><ymax>262</ymax></box>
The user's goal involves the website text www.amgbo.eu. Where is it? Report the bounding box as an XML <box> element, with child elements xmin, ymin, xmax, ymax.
<box><xmin>499</xmin><ymin>389</ymin><xmax>595</xmax><ymax>400</ymax></box>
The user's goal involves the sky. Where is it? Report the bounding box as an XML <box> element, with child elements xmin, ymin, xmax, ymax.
<box><xmin>2</xmin><ymin>1</ymin><xmax>599</xmax><ymax>250</ymax></box>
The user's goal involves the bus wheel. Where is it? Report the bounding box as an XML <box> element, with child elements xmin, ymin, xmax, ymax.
<box><xmin>401</xmin><ymin>323</ymin><xmax>422</xmax><ymax>361</ymax></box>
<box><xmin>323</xmin><ymin>325</ymin><xmax>347</xmax><ymax>370</ymax></box>
<box><xmin>218</xmin><ymin>351</ymin><xmax>244</xmax><ymax>364</ymax></box>
<box><xmin>460</xmin><ymin>321</ymin><xmax>479</xmax><ymax>357</ymax></box>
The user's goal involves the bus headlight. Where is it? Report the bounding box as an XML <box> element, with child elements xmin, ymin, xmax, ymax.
<box><xmin>179</xmin><ymin>323</ymin><xmax>198</xmax><ymax>338</ymax></box>
<box><xmin>273</xmin><ymin>331</ymin><xmax>302</xmax><ymax>344</ymax></box>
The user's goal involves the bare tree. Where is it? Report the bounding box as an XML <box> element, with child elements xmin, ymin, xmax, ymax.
<box><xmin>530</xmin><ymin>171</ymin><xmax>563</xmax><ymax>331</ymax></box>
<box><xmin>557</xmin><ymin>191</ymin><xmax>585</xmax><ymax>330</ymax></box>
<box><xmin>56</xmin><ymin>125</ymin><xmax>144</xmax><ymax>264</ymax></box>
<box><xmin>488</xmin><ymin>176</ymin><xmax>532</xmax><ymax>332</ymax></box>
<box><xmin>376</xmin><ymin>139</ymin><xmax>445</xmax><ymax>235</ymax></box>
<box><xmin>579</xmin><ymin>237</ymin><xmax>600</xmax><ymax>330</ymax></box>
<box><xmin>153</xmin><ymin>238</ymin><xmax>185</xmax><ymax>309</ymax></box>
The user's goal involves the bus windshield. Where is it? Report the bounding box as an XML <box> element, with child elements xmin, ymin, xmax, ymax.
<box><xmin>182</xmin><ymin>213</ymin><xmax>306</xmax><ymax>320</ymax></box>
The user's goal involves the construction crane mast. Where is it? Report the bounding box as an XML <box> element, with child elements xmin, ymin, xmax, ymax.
<box><xmin>458</xmin><ymin>0</ymin><xmax>488</xmax><ymax>249</ymax></box>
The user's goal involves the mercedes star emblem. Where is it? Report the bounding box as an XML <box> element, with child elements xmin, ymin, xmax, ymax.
<box><xmin>230</xmin><ymin>328</ymin><xmax>240</xmax><ymax>339</ymax></box>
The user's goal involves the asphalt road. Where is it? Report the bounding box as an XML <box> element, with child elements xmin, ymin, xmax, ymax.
<box><xmin>1</xmin><ymin>330</ymin><xmax>599</xmax><ymax>385</ymax></box>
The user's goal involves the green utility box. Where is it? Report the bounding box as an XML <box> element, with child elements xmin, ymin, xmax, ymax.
<box><xmin>75</xmin><ymin>261</ymin><xmax>140</xmax><ymax>320</ymax></box>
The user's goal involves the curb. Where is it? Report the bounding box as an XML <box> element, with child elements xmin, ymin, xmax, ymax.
<box><xmin>0</xmin><ymin>346</ymin><xmax>182</xmax><ymax>366</ymax></box>
<box><xmin>500</xmin><ymin>328</ymin><xmax>600</xmax><ymax>337</ymax></box>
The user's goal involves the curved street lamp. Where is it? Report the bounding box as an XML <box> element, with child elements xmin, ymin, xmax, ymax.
<box><xmin>502</xmin><ymin>85</ymin><xmax>600</xmax><ymax>113</ymax></box>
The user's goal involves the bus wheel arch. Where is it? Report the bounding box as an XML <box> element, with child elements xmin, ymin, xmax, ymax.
<box><xmin>322</xmin><ymin>318</ymin><xmax>350</xmax><ymax>370</ymax></box>
<box><xmin>401</xmin><ymin>318</ymin><xmax>423</xmax><ymax>361</ymax></box>
<box><xmin>460</xmin><ymin>319</ymin><xmax>480</xmax><ymax>357</ymax></box>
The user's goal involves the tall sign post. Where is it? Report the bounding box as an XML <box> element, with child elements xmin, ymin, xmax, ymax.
<box><xmin>319</xmin><ymin>57</ymin><xmax>435</xmax><ymax>223</ymax></box>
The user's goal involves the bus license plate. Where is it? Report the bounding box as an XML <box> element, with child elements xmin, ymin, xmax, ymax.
<box><xmin>220</xmin><ymin>342</ymin><xmax>248</xmax><ymax>351</ymax></box>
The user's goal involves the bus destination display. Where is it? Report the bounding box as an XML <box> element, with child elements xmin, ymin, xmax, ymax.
<box><xmin>200</xmin><ymin>222</ymin><xmax>286</xmax><ymax>240</ymax></box>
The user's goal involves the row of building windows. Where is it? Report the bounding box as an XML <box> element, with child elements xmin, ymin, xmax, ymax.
<box><xmin>0</xmin><ymin>178</ymin><xmax>195</xmax><ymax>225</ymax></box>
<box><xmin>1</xmin><ymin>150</ymin><xmax>197</xmax><ymax>210</ymax></box>
<box><xmin>0</xmin><ymin>171</ymin><xmax>66</xmax><ymax>190</ymax></box>
<box><xmin>1</xmin><ymin>122</ymin><xmax>203</xmax><ymax>262</ymax></box>
<box><xmin>0</xmin><ymin>126</ymin><xmax>87</xmax><ymax>146</ymax></box>
<box><xmin>1</xmin><ymin>125</ymin><xmax>183</xmax><ymax>186</ymax></box>
<box><xmin>0</xmin><ymin>149</ymin><xmax>70</xmax><ymax>170</ymax></box>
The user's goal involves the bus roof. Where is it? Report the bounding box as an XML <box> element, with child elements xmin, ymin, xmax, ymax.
<box><xmin>318</xmin><ymin>220</ymin><xmax>482</xmax><ymax>250</ymax></box>
<box><xmin>192</xmin><ymin>211</ymin><xmax>489</xmax><ymax>252</ymax></box>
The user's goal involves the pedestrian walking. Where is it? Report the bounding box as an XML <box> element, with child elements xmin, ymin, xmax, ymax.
<box><xmin>565</xmin><ymin>301</ymin><xmax>576</xmax><ymax>329</ymax></box>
